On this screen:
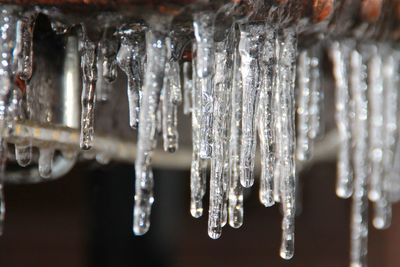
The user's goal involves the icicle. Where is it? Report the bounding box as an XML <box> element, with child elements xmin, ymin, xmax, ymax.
<box><xmin>329</xmin><ymin>41</ymin><xmax>354</xmax><ymax>199</ymax></box>
<box><xmin>366</xmin><ymin>45</ymin><xmax>383</xmax><ymax>202</ymax></box>
<box><xmin>9</xmin><ymin>88</ymin><xmax>32</xmax><ymax>167</ymax></box>
<box><xmin>0</xmin><ymin>9</ymin><xmax>17</xmax><ymax>232</ymax></box>
<box><xmin>228</xmin><ymin>32</ymin><xmax>244</xmax><ymax>228</ymax></box>
<box><xmin>96</xmin><ymin>38</ymin><xmax>118</xmax><ymax>101</ymax></box>
<box><xmin>295</xmin><ymin>50</ymin><xmax>311</xmax><ymax>161</ymax></box>
<box><xmin>116</xmin><ymin>30</ymin><xmax>144</xmax><ymax>129</ymax></box>
<box><xmin>161</xmin><ymin>41</ymin><xmax>179</xmax><ymax>152</ymax></box>
<box><xmin>190</xmin><ymin>45</ymin><xmax>207</xmax><ymax>218</ymax></box>
<box><xmin>208</xmin><ymin>35</ymin><xmax>233</xmax><ymax>239</ymax></box>
<box><xmin>373</xmin><ymin>50</ymin><xmax>398</xmax><ymax>229</ymax></box>
<box><xmin>277</xmin><ymin>27</ymin><xmax>297</xmax><ymax>261</ymax></box>
<box><xmin>0</xmin><ymin>140</ymin><xmax>6</xmax><ymax>235</ymax></box>
<box><xmin>183</xmin><ymin>62</ymin><xmax>192</xmax><ymax>115</ymax></box>
<box><xmin>349</xmin><ymin>49</ymin><xmax>369</xmax><ymax>267</ymax></box>
<box><xmin>14</xmin><ymin>13</ymin><xmax>35</xmax><ymax>81</ymax></box>
<box><xmin>79</xmin><ymin>35</ymin><xmax>98</xmax><ymax>150</ymax></box>
<box><xmin>134</xmin><ymin>17</ymin><xmax>170</xmax><ymax>235</ymax></box>
<box><xmin>238</xmin><ymin>23</ymin><xmax>263</xmax><ymax>188</ymax></box>
<box><xmin>0</xmin><ymin>7</ymin><xmax>17</xmax><ymax>128</ymax></box>
<box><xmin>308</xmin><ymin>49</ymin><xmax>323</xmax><ymax>141</ymax></box>
<box><xmin>193</xmin><ymin>11</ymin><xmax>215</xmax><ymax>159</ymax></box>
<box><xmin>384</xmin><ymin>50</ymin><xmax>400</xmax><ymax>204</ymax></box>
<box><xmin>38</xmin><ymin>148</ymin><xmax>54</xmax><ymax>178</ymax></box>
<box><xmin>169</xmin><ymin>60</ymin><xmax>182</xmax><ymax>105</ymax></box>
<box><xmin>258</xmin><ymin>24</ymin><xmax>276</xmax><ymax>207</ymax></box>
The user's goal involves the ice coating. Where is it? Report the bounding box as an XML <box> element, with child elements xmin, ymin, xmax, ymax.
<box><xmin>14</xmin><ymin>14</ymin><xmax>35</xmax><ymax>81</ymax></box>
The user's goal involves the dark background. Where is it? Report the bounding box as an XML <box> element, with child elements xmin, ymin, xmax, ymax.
<box><xmin>0</xmin><ymin>160</ymin><xmax>399</xmax><ymax>267</ymax></box>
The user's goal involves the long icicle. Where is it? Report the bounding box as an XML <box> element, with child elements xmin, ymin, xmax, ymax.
<box><xmin>277</xmin><ymin>27</ymin><xmax>297</xmax><ymax>261</ymax></box>
<box><xmin>134</xmin><ymin>17</ymin><xmax>170</xmax><ymax>235</ymax></box>
<box><xmin>193</xmin><ymin>11</ymin><xmax>215</xmax><ymax>159</ymax></box>
<box><xmin>228</xmin><ymin>29</ymin><xmax>244</xmax><ymax>228</ymax></box>
<box><xmin>329</xmin><ymin>41</ymin><xmax>354</xmax><ymax>199</ymax></box>
<box><xmin>374</xmin><ymin>49</ymin><xmax>397</xmax><ymax>229</ymax></box>
<box><xmin>0</xmin><ymin>7</ymin><xmax>19</xmax><ymax>234</ymax></box>
<box><xmin>208</xmin><ymin>36</ymin><xmax>233</xmax><ymax>238</ymax></box>
<box><xmin>190</xmin><ymin>44</ymin><xmax>207</xmax><ymax>218</ymax></box>
<box><xmin>238</xmin><ymin>23</ymin><xmax>263</xmax><ymax>188</ymax></box>
<box><xmin>258</xmin><ymin>24</ymin><xmax>276</xmax><ymax>207</ymax></box>
<box><xmin>349</xmin><ymin>48</ymin><xmax>369</xmax><ymax>267</ymax></box>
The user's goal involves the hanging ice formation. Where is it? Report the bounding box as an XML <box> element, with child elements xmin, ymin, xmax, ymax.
<box><xmin>2</xmin><ymin>1</ymin><xmax>400</xmax><ymax>267</ymax></box>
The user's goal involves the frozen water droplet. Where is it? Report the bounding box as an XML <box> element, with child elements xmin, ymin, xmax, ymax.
<box><xmin>38</xmin><ymin>148</ymin><xmax>54</xmax><ymax>178</ymax></box>
<box><xmin>15</xmin><ymin>144</ymin><xmax>32</xmax><ymax>167</ymax></box>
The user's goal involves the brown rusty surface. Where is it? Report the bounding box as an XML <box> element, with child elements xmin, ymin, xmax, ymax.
<box><xmin>313</xmin><ymin>0</ymin><xmax>334</xmax><ymax>22</ymax></box>
<box><xmin>360</xmin><ymin>0</ymin><xmax>383</xmax><ymax>23</ymax></box>
<box><xmin>0</xmin><ymin>0</ymin><xmax>194</xmax><ymax>4</ymax></box>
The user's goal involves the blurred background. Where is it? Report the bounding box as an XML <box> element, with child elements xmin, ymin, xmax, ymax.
<box><xmin>0</xmin><ymin>160</ymin><xmax>399</xmax><ymax>267</ymax></box>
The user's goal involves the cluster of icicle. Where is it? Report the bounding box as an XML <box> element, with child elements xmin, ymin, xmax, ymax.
<box><xmin>329</xmin><ymin>41</ymin><xmax>400</xmax><ymax>267</ymax></box>
<box><xmin>130</xmin><ymin>12</ymin><xmax>301</xmax><ymax>260</ymax></box>
<box><xmin>1</xmin><ymin>4</ymin><xmax>400</xmax><ymax>267</ymax></box>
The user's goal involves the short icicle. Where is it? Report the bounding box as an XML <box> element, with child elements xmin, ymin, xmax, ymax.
<box><xmin>79</xmin><ymin>34</ymin><xmax>98</xmax><ymax>150</ymax></box>
<box><xmin>116</xmin><ymin>28</ymin><xmax>145</xmax><ymax>129</ymax></box>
